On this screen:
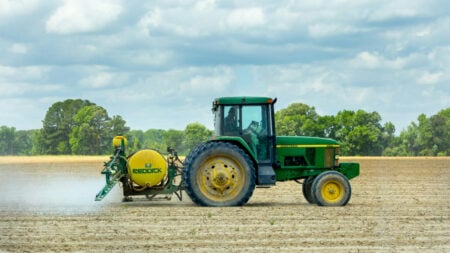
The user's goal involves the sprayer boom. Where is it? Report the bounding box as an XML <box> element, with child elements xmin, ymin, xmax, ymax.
<box><xmin>95</xmin><ymin>146</ymin><xmax>126</xmax><ymax>201</ymax></box>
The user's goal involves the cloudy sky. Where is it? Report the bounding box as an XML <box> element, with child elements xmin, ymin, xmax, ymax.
<box><xmin>1</xmin><ymin>0</ymin><xmax>449</xmax><ymax>133</ymax></box>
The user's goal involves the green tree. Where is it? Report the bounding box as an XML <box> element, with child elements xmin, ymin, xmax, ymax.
<box><xmin>31</xmin><ymin>130</ymin><xmax>45</xmax><ymax>155</ymax></box>
<box><xmin>0</xmin><ymin>126</ymin><xmax>15</xmax><ymax>155</ymax></box>
<box><xmin>127</xmin><ymin>130</ymin><xmax>144</xmax><ymax>154</ymax></box>
<box><xmin>275</xmin><ymin>103</ymin><xmax>322</xmax><ymax>136</ymax></box>
<box><xmin>164</xmin><ymin>129</ymin><xmax>185</xmax><ymax>154</ymax></box>
<box><xmin>0</xmin><ymin>127</ymin><xmax>34</xmax><ymax>155</ymax></box>
<box><xmin>318</xmin><ymin>115</ymin><xmax>338</xmax><ymax>138</ymax></box>
<box><xmin>399</xmin><ymin>123</ymin><xmax>420</xmax><ymax>156</ymax></box>
<box><xmin>430</xmin><ymin>108</ymin><xmax>450</xmax><ymax>155</ymax></box>
<box><xmin>183</xmin><ymin>122</ymin><xmax>213</xmax><ymax>153</ymax></box>
<box><xmin>381</xmin><ymin>122</ymin><xmax>396</xmax><ymax>148</ymax></box>
<box><xmin>397</xmin><ymin>108</ymin><xmax>450</xmax><ymax>156</ymax></box>
<box><xmin>109</xmin><ymin>115</ymin><xmax>130</xmax><ymax>136</ymax></box>
<box><xmin>416</xmin><ymin>114</ymin><xmax>434</xmax><ymax>155</ymax></box>
<box><xmin>13</xmin><ymin>130</ymin><xmax>35</xmax><ymax>155</ymax></box>
<box><xmin>334</xmin><ymin>110</ymin><xmax>384</xmax><ymax>156</ymax></box>
<box><xmin>69</xmin><ymin>105</ymin><xmax>111</xmax><ymax>155</ymax></box>
<box><xmin>380</xmin><ymin>122</ymin><xmax>399</xmax><ymax>156</ymax></box>
<box><xmin>143</xmin><ymin>129</ymin><xmax>166</xmax><ymax>152</ymax></box>
<box><xmin>41</xmin><ymin>99</ymin><xmax>94</xmax><ymax>154</ymax></box>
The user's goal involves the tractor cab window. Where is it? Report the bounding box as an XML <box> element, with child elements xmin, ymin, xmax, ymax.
<box><xmin>223</xmin><ymin>106</ymin><xmax>240</xmax><ymax>135</ymax></box>
<box><xmin>241</xmin><ymin>105</ymin><xmax>271</xmax><ymax>161</ymax></box>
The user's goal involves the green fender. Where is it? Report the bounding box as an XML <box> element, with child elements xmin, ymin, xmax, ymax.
<box><xmin>336</xmin><ymin>162</ymin><xmax>360</xmax><ymax>180</ymax></box>
<box><xmin>212</xmin><ymin>136</ymin><xmax>257</xmax><ymax>162</ymax></box>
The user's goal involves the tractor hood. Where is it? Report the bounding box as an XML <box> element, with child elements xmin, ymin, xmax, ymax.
<box><xmin>276</xmin><ymin>136</ymin><xmax>339</xmax><ymax>148</ymax></box>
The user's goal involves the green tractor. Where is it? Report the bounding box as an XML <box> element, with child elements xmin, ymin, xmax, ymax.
<box><xmin>96</xmin><ymin>97</ymin><xmax>359</xmax><ymax>206</ymax></box>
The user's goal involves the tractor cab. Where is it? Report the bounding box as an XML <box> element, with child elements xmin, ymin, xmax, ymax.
<box><xmin>212</xmin><ymin>97</ymin><xmax>277</xmax><ymax>185</ymax></box>
<box><xmin>212</xmin><ymin>97</ymin><xmax>276</xmax><ymax>161</ymax></box>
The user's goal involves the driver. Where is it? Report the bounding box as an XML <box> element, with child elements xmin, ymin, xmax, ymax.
<box><xmin>243</xmin><ymin>121</ymin><xmax>264</xmax><ymax>154</ymax></box>
<box><xmin>224</xmin><ymin>107</ymin><xmax>239</xmax><ymax>134</ymax></box>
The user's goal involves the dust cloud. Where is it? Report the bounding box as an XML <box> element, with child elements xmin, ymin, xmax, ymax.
<box><xmin>0</xmin><ymin>160</ymin><xmax>122</xmax><ymax>214</ymax></box>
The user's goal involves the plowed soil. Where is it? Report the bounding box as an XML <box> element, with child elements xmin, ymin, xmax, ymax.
<box><xmin>0</xmin><ymin>157</ymin><xmax>449</xmax><ymax>252</ymax></box>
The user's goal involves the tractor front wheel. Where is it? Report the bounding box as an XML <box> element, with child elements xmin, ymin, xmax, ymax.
<box><xmin>312</xmin><ymin>171</ymin><xmax>351</xmax><ymax>206</ymax></box>
<box><xmin>302</xmin><ymin>176</ymin><xmax>316</xmax><ymax>204</ymax></box>
<box><xmin>183</xmin><ymin>142</ymin><xmax>256</xmax><ymax>206</ymax></box>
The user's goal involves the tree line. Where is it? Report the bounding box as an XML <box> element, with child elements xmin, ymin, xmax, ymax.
<box><xmin>0</xmin><ymin>99</ymin><xmax>212</xmax><ymax>156</ymax></box>
<box><xmin>0</xmin><ymin>99</ymin><xmax>448</xmax><ymax>156</ymax></box>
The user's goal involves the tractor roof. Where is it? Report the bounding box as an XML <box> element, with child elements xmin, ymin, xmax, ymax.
<box><xmin>214</xmin><ymin>96</ymin><xmax>274</xmax><ymax>105</ymax></box>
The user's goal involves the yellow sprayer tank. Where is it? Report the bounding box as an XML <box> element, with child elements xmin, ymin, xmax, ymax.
<box><xmin>128</xmin><ymin>149</ymin><xmax>168</xmax><ymax>187</ymax></box>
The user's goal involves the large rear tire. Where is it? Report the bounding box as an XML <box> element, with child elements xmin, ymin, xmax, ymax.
<box><xmin>312</xmin><ymin>171</ymin><xmax>351</xmax><ymax>206</ymax></box>
<box><xmin>183</xmin><ymin>142</ymin><xmax>256</xmax><ymax>206</ymax></box>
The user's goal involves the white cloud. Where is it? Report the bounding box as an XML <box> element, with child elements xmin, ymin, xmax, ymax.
<box><xmin>367</xmin><ymin>3</ymin><xmax>419</xmax><ymax>22</ymax></box>
<box><xmin>0</xmin><ymin>65</ymin><xmax>16</xmax><ymax>77</ymax></box>
<box><xmin>417</xmin><ymin>71</ymin><xmax>443</xmax><ymax>85</ymax></box>
<box><xmin>195</xmin><ymin>0</ymin><xmax>216</xmax><ymax>11</ymax></box>
<box><xmin>353</xmin><ymin>52</ymin><xmax>381</xmax><ymax>69</ymax></box>
<box><xmin>415</xmin><ymin>28</ymin><xmax>430</xmax><ymax>37</ymax></box>
<box><xmin>0</xmin><ymin>82</ymin><xmax>62</xmax><ymax>97</ymax></box>
<box><xmin>126</xmin><ymin>50</ymin><xmax>174</xmax><ymax>67</ymax></box>
<box><xmin>138</xmin><ymin>8</ymin><xmax>162</xmax><ymax>32</ymax></box>
<box><xmin>0</xmin><ymin>0</ymin><xmax>39</xmax><ymax>18</ymax></box>
<box><xmin>351</xmin><ymin>52</ymin><xmax>406</xmax><ymax>70</ymax></box>
<box><xmin>226</xmin><ymin>7</ymin><xmax>266</xmax><ymax>29</ymax></box>
<box><xmin>94</xmin><ymin>66</ymin><xmax>235</xmax><ymax>107</ymax></box>
<box><xmin>9</xmin><ymin>43</ymin><xmax>28</xmax><ymax>54</ymax></box>
<box><xmin>180</xmin><ymin>67</ymin><xmax>234</xmax><ymax>95</ymax></box>
<box><xmin>308</xmin><ymin>23</ymin><xmax>362</xmax><ymax>38</ymax></box>
<box><xmin>46</xmin><ymin>0</ymin><xmax>123</xmax><ymax>34</ymax></box>
<box><xmin>138</xmin><ymin>8</ymin><xmax>204</xmax><ymax>37</ymax></box>
<box><xmin>0</xmin><ymin>65</ymin><xmax>50</xmax><ymax>81</ymax></box>
<box><xmin>79</xmin><ymin>72</ymin><xmax>114</xmax><ymax>89</ymax></box>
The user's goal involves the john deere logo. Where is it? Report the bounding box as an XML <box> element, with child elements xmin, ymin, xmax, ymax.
<box><xmin>133</xmin><ymin>163</ymin><xmax>162</xmax><ymax>174</ymax></box>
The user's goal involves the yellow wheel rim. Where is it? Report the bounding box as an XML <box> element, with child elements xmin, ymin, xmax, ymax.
<box><xmin>197</xmin><ymin>155</ymin><xmax>245</xmax><ymax>202</ymax></box>
<box><xmin>321</xmin><ymin>180</ymin><xmax>344</xmax><ymax>203</ymax></box>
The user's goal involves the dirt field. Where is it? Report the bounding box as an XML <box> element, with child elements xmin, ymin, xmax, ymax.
<box><xmin>0</xmin><ymin>156</ymin><xmax>448</xmax><ymax>252</ymax></box>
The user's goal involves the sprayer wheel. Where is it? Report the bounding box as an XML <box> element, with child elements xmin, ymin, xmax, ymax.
<box><xmin>183</xmin><ymin>141</ymin><xmax>255</xmax><ymax>206</ymax></box>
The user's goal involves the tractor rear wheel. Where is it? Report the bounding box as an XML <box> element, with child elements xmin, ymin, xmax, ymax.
<box><xmin>183</xmin><ymin>141</ymin><xmax>256</xmax><ymax>206</ymax></box>
<box><xmin>312</xmin><ymin>171</ymin><xmax>351</xmax><ymax>206</ymax></box>
<box><xmin>302</xmin><ymin>176</ymin><xmax>316</xmax><ymax>204</ymax></box>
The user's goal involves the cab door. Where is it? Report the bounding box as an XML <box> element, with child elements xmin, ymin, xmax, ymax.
<box><xmin>240</xmin><ymin>104</ymin><xmax>273</xmax><ymax>162</ymax></box>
